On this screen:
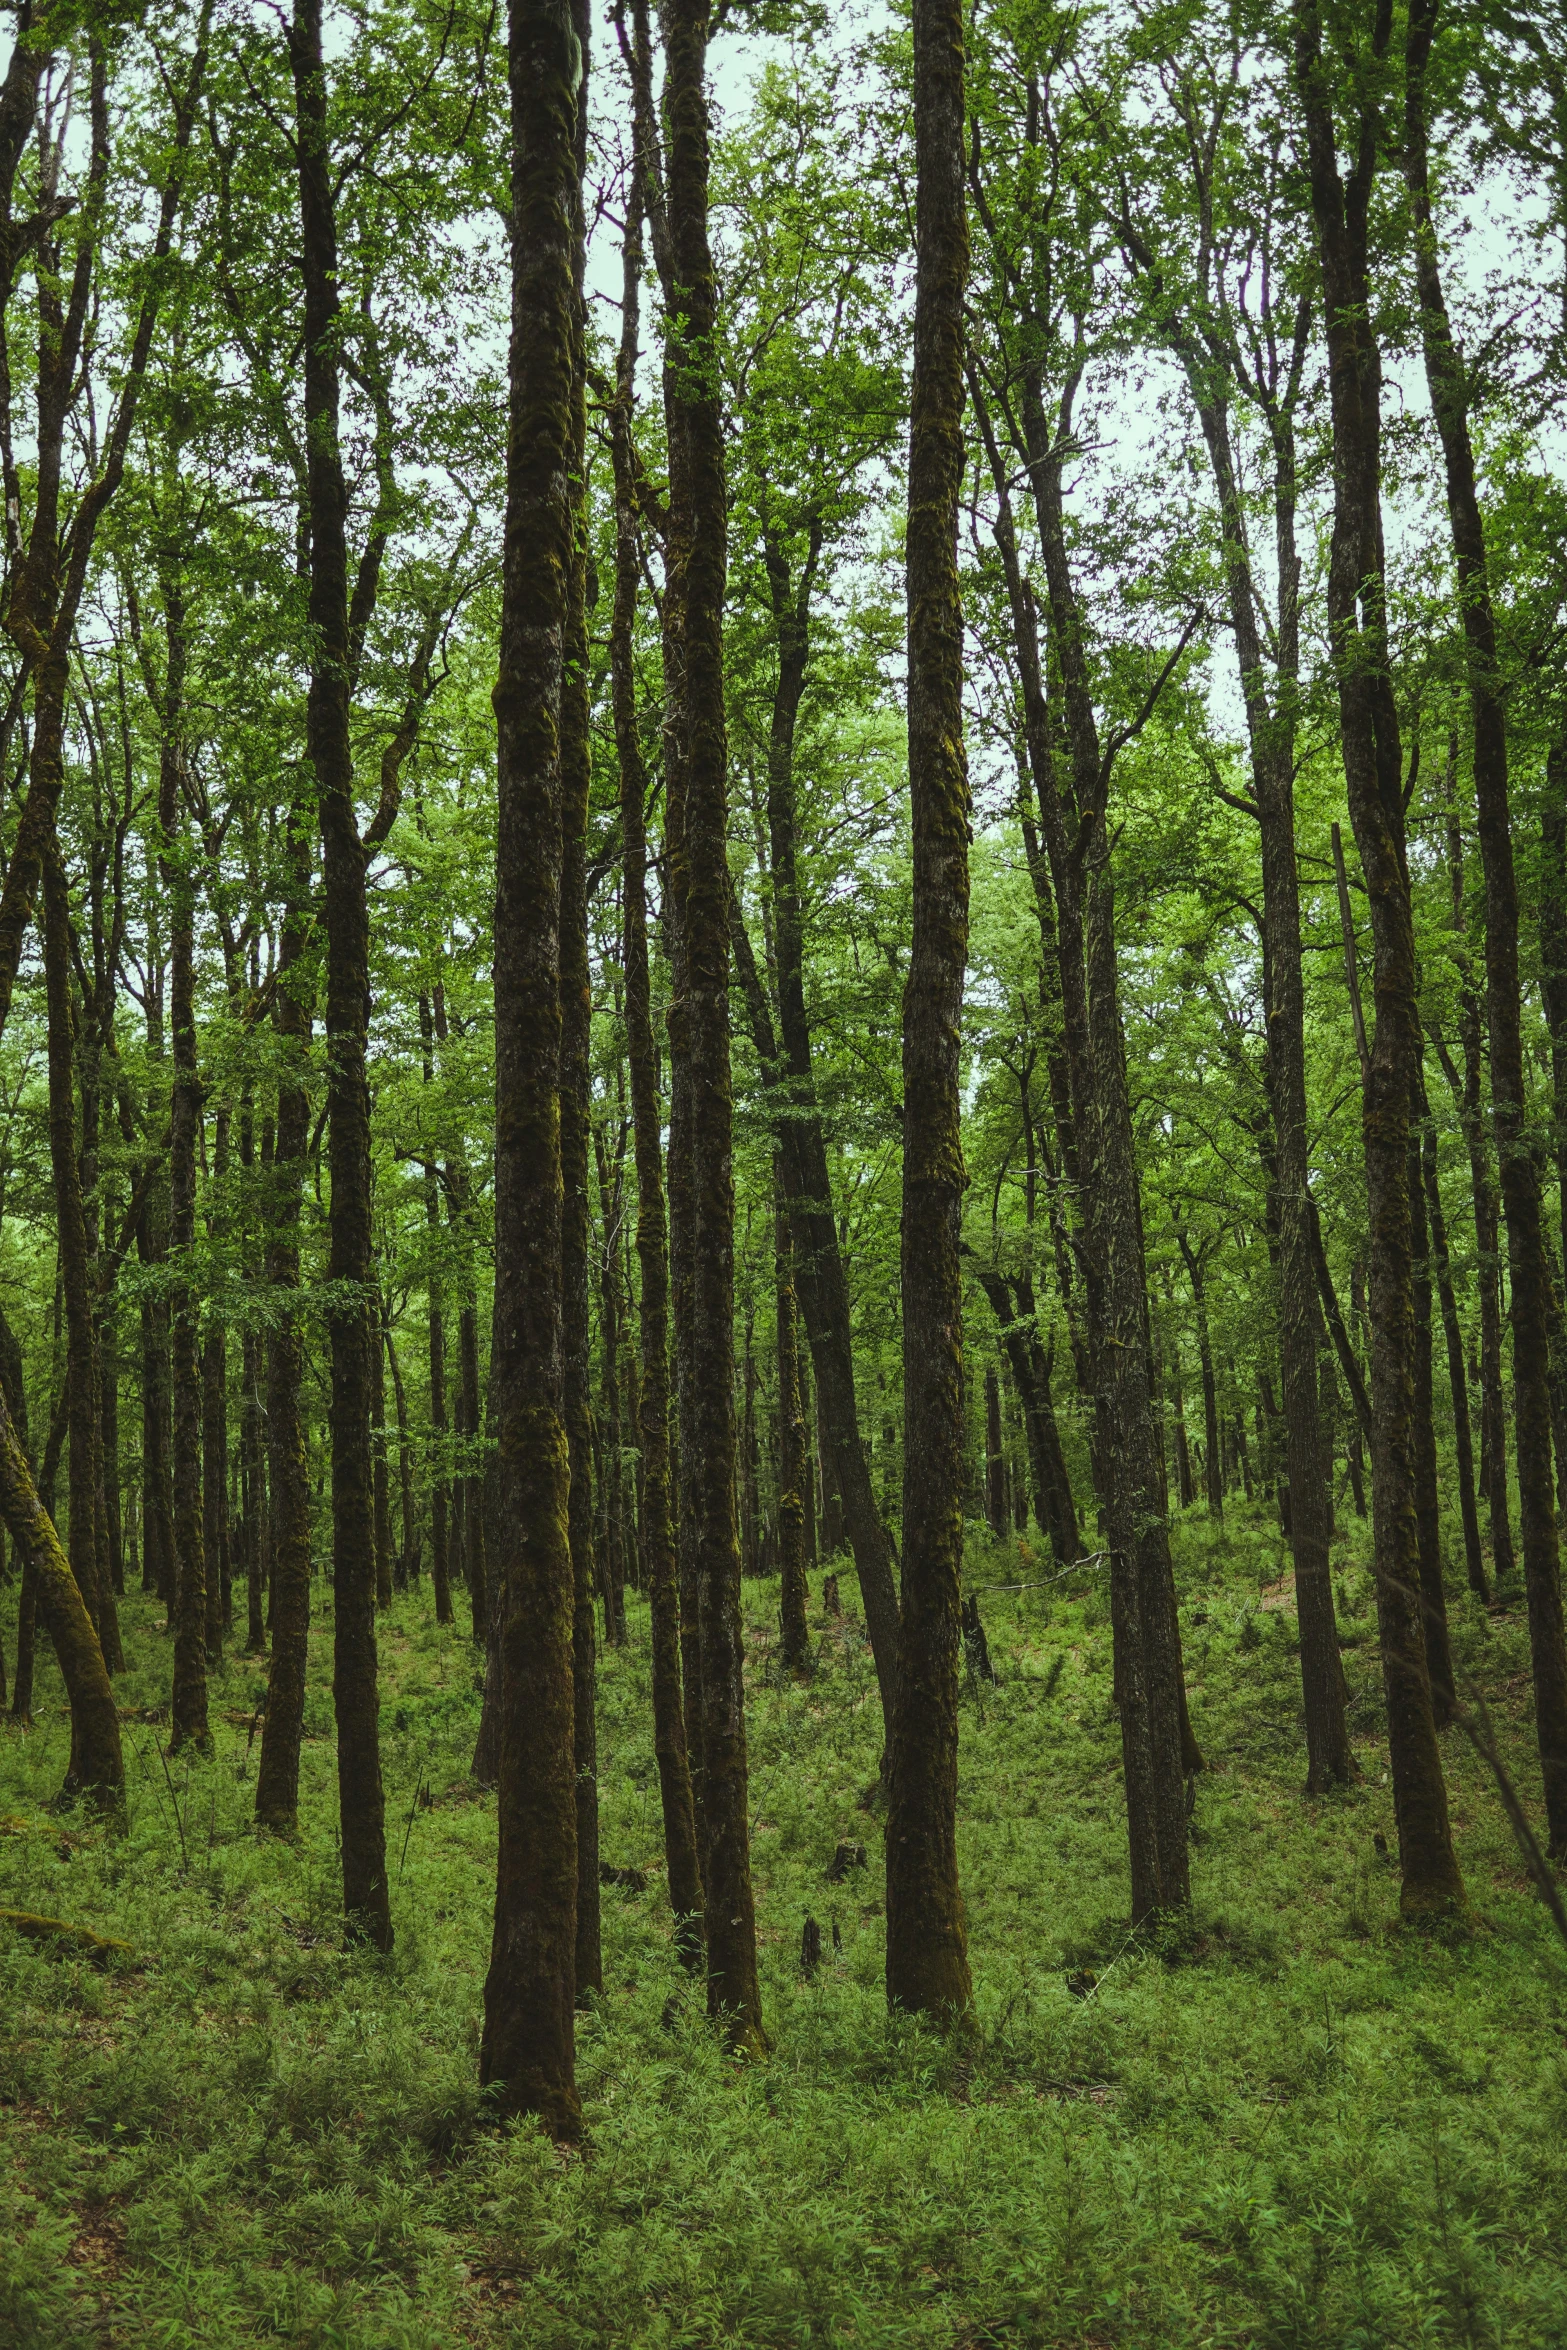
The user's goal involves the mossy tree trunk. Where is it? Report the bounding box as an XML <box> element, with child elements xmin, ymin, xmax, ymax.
<box><xmin>479</xmin><ymin>0</ymin><xmax>586</xmax><ymax>2137</ymax></box>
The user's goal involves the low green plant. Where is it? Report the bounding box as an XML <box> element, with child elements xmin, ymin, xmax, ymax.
<box><xmin>3</xmin><ymin>1502</ymin><xmax>1565</xmax><ymax>2346</ymax></box>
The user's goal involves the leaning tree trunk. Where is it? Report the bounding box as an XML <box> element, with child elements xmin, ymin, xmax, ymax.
<box><xmin>479</xmin><ymin>0</ymin><xmax>585</xmax><ymax>2138</ymax></box>
<box><xmin>290</xmin><ymin>0</ymin><xmax>391</xmax><ymax>1949</ymax></box>
<box><xmin>1407</xmin><ymin>0</ymin><xmax>1567</xmax><ymax>1850</ymax></box>
<box><xmin>1295</xmin><ymin>0</ymin><xmax>1463</xmax><ymax>1912</ymax></box>
<box><xmin>885</xmin><ymin>0</ymin><xmax>974</xmax><ymax>2026</ymax></box>
<box><xmin>0</xmin><ymin>1377</ymin><xmax>121</xmax><ymax>1811</ymax></box>
<box><xmin>42</xmin><ymin>842</ymin><xmax>122</xmax><ymax>1744</ymax></box>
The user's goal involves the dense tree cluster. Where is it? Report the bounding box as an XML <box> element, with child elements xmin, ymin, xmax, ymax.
<box><xmin>1</xmin><ymin>0</ymin><xmax>1565</xmax><ymax>2136</ymax></box>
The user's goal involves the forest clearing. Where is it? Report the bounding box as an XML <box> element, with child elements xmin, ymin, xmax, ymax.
<box><xmin>2</xmin><ymin>0</ymin><xmax>1567</xmax><ymax>2340</ymax></box>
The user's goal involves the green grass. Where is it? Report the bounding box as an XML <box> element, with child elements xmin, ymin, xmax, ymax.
<box><xmin>4</xmin><ymin>1504</ymin><xmax>1567</xmax><ymax>2348</ymax></box>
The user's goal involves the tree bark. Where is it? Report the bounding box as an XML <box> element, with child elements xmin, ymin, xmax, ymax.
<box><xmin>1294</xmin><ymin>0</ymin><xmax>1463</xmax><ymax>1911</ymax></box>
<box><xmin>0</xmin><ymin>1378</ymin><xmax>121</xmax><ymax>1812</ymax></box>
<box><xmin>479</xmin><ymin>0</ymin><xmax>585</xmax><ymax>2136</ymax></box>
<box><xmin>1406</xmin><ymin>0</ymin><xmax>1567</xmax><ymax>1848</ymax></box>
<box><xmin>255</xmin><ymin>866</ymin><xmax>314</xmax><ymax>1836</ymax></box>
<box><xmin>661</xmin><ymin>0</ymin><xmax>763</xmax><ymax>2050</ymax></box>
<box><xmin>559</xmin><ymin>161</ymin><xmax>600</xmax><ymax>2004</ymax></box>
<box><xmin>1408</xmin><ymin>1109</ymin><xmax>1456</xmax><ymax>1724</ymax></box>
<box><xmin>759</xmin><ymin>523</ymin><xmax>902</xmax><ymax>1730</ymax></box>
<box><xmin>289</xmin><ymin>0</ymin><xmax>390</xmax><ymax>1948</ymax></box>
<box><xmin>418</xmin><ymin>994</ymin><xmax>454</xmax><ymax>1628</ymax></box>
<box><xmin>984</xmin><ymin>1365</ymin><xmax>1005</xmax><ymax>1539</ymax></box>
<box><xmin>42</xmin><ymin>844</ymin><xmax>122</xmax><ymax>1743</ymax></box>
<box><xmin>608</xmin><ymin>140</ymin><xmax>703</xmax><ymax>1956</ymax></box>
<box><xmin>776</xmin><ymin>1150</ymin><xmax>811</xmax><ymax>1675</ymax></box>
<box><xmin>886</xmin><ymin>0</ymin><xmax>974</xmax><ymax>2025</ymax></box>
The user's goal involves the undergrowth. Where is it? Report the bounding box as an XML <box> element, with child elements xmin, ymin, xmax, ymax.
<box><xmin>3</xmin><ymin>1502</ymin><xmax>1566</xmax><ymax>2347</ymax></box>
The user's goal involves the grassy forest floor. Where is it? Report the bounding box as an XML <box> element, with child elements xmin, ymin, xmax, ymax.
<box><xmin>3</xmin><ymin>1505</ymin><xmax>1567</xmax><ymax>2349</ymax></box>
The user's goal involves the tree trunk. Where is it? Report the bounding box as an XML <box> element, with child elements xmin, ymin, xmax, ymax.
<box><xmin>479</xmin><ymin>0</ymin><xmax>585</xmax><ymax>2137</ymax></box>
<box><xmin>1295</xmin><ymin>0</ymin><xmax>1462</xmax><ymax>1910</ymax></box>
<box><xmin>776</xmin><ymin>1151</ymin><xmax>811</xmax><ymax>1675</ymax></box>
<box><xmin>1407</xmin><ymin>0</ymin><xmax>1567</xmax><ymax>1848</ymax></box>
<box><xmin>594</xmin><ymin>1124</ymin><xmax>628</xmax><ymax>1644</ymax></box>
<box><xmin>984</xmin><ymin>1365</ymin><xmax>1005</xmax><ymax>1538</ymax></box>
<box><xmin>0</xmin><ymin>1378</ymin><xmax>121</xmax><ymax>1811</ymax></box>
<box><xmin>885</xmin><ymin>0</ymin><xmax>973</xmax><ymax>2025</ymax></box>
<box><xmin>608</xmin><ymin>138</ymin><xmax>702</xmax><ymax>1955</ymax></box>
<box><xmin>289</xmin><ymin>0</ymin><xmax>390</xmax><ymax>1947</ymax></box>
<box><xmin>661</xmin><ymin>0</ymin><xmax>763</xmax><ymax>2050</ymax></box>
<box><xmin>1178</xmin><ymin>1236</ymin><xmax>1224</xmax><ymax>1523</ymax></box>
<box><xmin>42</xmin><ymin>844</ymin><xmax>122</xmax><ymax>1742</ymax></box>
<box><xmin>384</xmin><ymin>1319</ymin><xmax>416</xmax><ymax>1588</ymax></box>
<box><xmin>419</xmin><ymin>996</ymin><xmax>454</xmax><ymax>1628</ymax></box>
<box><xmin>559</xmin><ymin>201</ymin><xmax>600</xmax><ymax>2007</ymax></box>
<box><xmin>255</xmin><ymin>870</ymin><xmax>314</xmax><ymax>1837</ymax></box>
<box><xmin>1420</xmin><ymin>1100</ymin><xmax>1486</xmax><ymax>1600</ymax></box>
<box><xmin>1408</xmin><ymin>1113</ymin><xmax>1456</xmax><ymax>1723</ymax></box>
<box><xmin>758</xmin><ymin>527</ymin><xmax>902</xmax><ymax>1730</ymax></box>
<box><xmin>371</xmin><ymin>1297</ymin><xmax>393</xmax><ymax>1609</ymax></box>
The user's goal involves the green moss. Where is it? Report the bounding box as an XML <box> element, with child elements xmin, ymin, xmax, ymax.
<box><xmin>1</xmin><ymin>1504</ymin><xmax>1564</xmax><ymax>2344</ymax></box>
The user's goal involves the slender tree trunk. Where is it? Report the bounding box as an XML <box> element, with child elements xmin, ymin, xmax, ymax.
<box><xmin>479</xmin><ymin>0</ymin><xmax>585</xmax><ymax>2136</ymax></box>
<box><xmin>608</xmin><ymin>151</ymin><xmax>702</xmax><ymax>1955</ymax></box>
<box><xmin>42</xmin><ymin>844</ymin><xmax>122</xmax><ymax>1740</ymax></box>
<box><xmin>1420</xmin><ymin>1100</ymin><xmax>1486</xmax><ymax>1600</ymax></box>
<box><xmin>1178</xmin><ymin>1237</ymin><xmax>1224</xmax><ymax>1523</ymax></box>
<box><xmin>594</xmin><ymin>1124</ymin><xmax>628</xmax><ymax>1645</ymax></box>
<box><xmin>886</xmin><ymin>0</ymin><xmax>973</xmax><ymax>2025</ymax></box>
<box><xmin>1540</xmin><ymin>739</ymin><xmax>1567</xmax><ymax>1294</ymax></box>
<box><xmin>100</xmin><ymin>1304</ymin><xmax>122</xmax><ymax>1598</ymax></box>
<box><xmin>776</xmin><ymin>1150</ymin><xmax>811</xmax><ymax>1675</ymax></box>
<box><xmin>255</xmin><ymin>864</ymin><xmax>314</xmax><ymax>1835</ymax></box>
<box><xmin>384</xmin><ymin>1319</ymin><xmax>415</xmax><ymax>1586</ymax></box>
<box><xmin>458</xmin><ymin>1293</ymin><xmax>487</xmax><ymax>1642</ymax></box>
<box><xmin>419</xmin><ymin>997</ymin><xmax>454</xmax><ymax>1628</ymax></box>
<box><xmin>1408</xmin><ymin>1113</ymin><xmax>1456</xmax><ymax>1723</ymax></box>
<box><xmin>984</xmin><ymin>1365</ymin><xmax>1005</xmax><ymax>1538</ymax></box>
<box><xmin>559</xmin><ymin>179</ymin><xmax>601</xmax><ymax>2004</ymax></box>
<box><xmin>371</xmin><ymin>1297</ymin><xmax>393</xmax><ymax>1609</ymax></box>
<box><xmin>1295</xmin><ymin>0</ymin><xmax>1462</xmax><ymax>1910</ymax></box>
<box><xmin>1407</xmin><ymin>0</ymin><xmax>1567</xmax><ymax>1848</ymax></box>
<box><xmin>242</xmin><ymin>1326</ymin><xmax>266</xmax><ymax>1649</ymax></box>
<box><xmin>662</xmin><ymin>0</ymin><xmax>763</xmax><ymax>2049</ymax></box>
<box><xmin>1168</xmin><ymin>1318</ymin><xmax>1195</xmax><ymax>1511</ymax></box>
<box><xmin>759</xmin><ymin>530</ymin><xmax>902</xmax><ymax>1729</ymax></box>
<box><xmin>289</xmin><ymin>0</ymin><xmax>390</xmax><ymax>1946</ymax></box>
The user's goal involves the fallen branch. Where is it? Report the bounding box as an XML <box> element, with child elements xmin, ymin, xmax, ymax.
<box><xmin>0</xmin><ymin>1908</ymin><xmax>135</xmax><ymax>1963</ymax></box>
